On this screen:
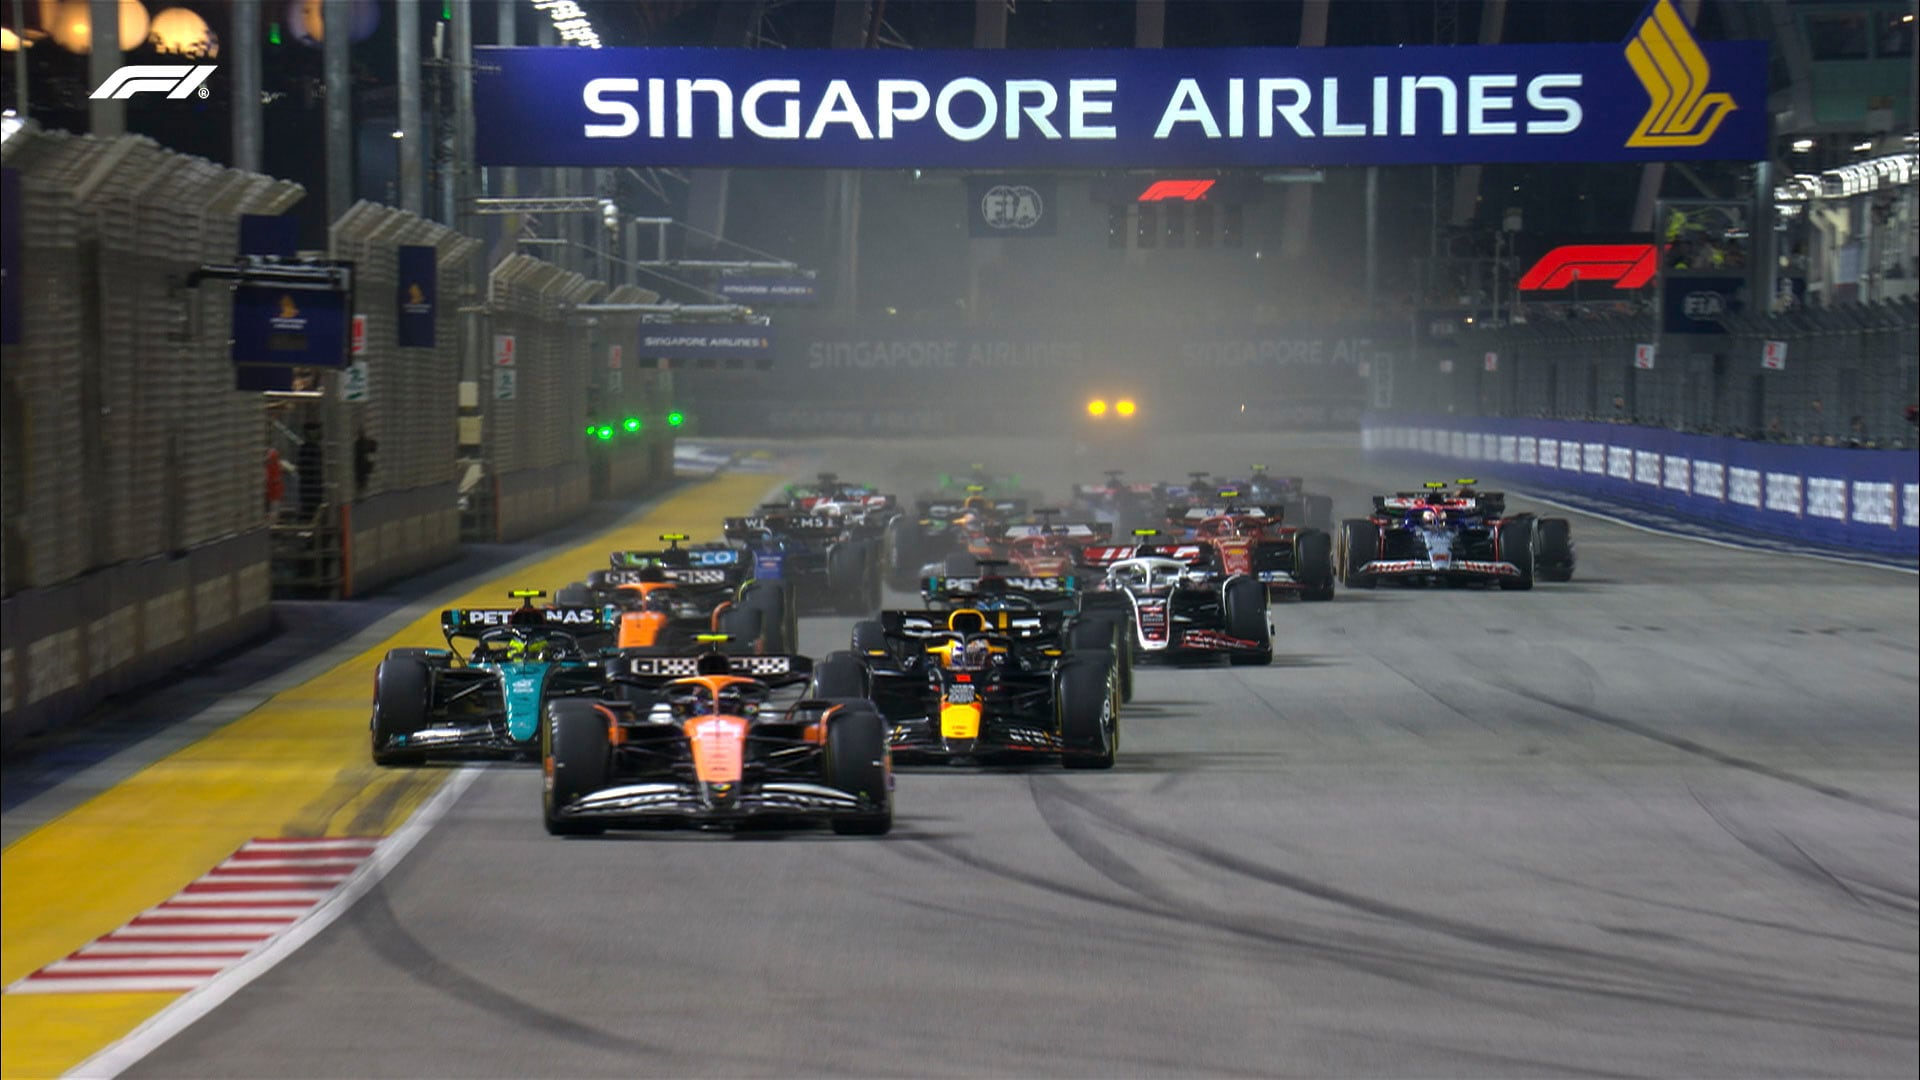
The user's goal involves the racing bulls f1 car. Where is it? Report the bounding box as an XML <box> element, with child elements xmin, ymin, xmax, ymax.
<box><xmin>371</xmin><ymin>592</ymin><xmax>610</xmax><ymax>765</ymax></box>
<box><xmin>542</xmin><ymin>650</ymin><xmax>892</xmax><ymax>836</ymax></box>
<box><xmin>1337</xmin><ymin>482</ymin><xmax>1574</xmax><ymax>589</ymax></box>
<box><xmin>823</xmin><ymin>607</ymin><xmax>1120</xmax><ymax>768</ymax></box>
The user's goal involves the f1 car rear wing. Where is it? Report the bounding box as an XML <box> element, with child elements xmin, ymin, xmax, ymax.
<box><xmin>1078</xmin><ymin>542</ymin><xmax>1213</xmax><ymax>569</ymax></box>
<box><xmin>879</xmin><ymin>609</ymin><xmax>1068</xmax><ymax>640</ymax></box>
<box><xmin>1375</xmin><ymin>492</ymin><xmax>1507</xmax><ymax>517</ymax></box>
<box><xmin>998</xmin><ymin>521</ymin><xmax>1112</xmax><ymax>541</ymax></box>
<box><xmin>723</xmin><ymin>513</ymin><xmax>848</xmax><ymax>539</ymax></box>
<box><xmin>440</xmin><ymin>606</ymin><xmax>610</xmax><ymax>637</ymax></box>
<box><xmin>597</xmin><ymin>566</ymin><xmax>741</xmax><ymax>588</ymax></box>
<box><xmin>913</xmin><ymin>497</ymin><xmax>1029</xmax><ymax>520</ymax></box>
<box><xmin>1165</xmin><ymin>505</ymin><xmax>1286</xmax><ymax>526</ymax></box>
<box><xmin>604</xmin><ymin>652</ymin><xmax>814</xmax><ymax>687</ymax></box>
<box><xmin>922</xmin><ymin>574</ymin><xmax>1081</xmax><ymax>601</ymax></box>
<box><xmin>609</xmin><ymin>546</ymin><xmax>747</xmax><ymax>571</ymax></box>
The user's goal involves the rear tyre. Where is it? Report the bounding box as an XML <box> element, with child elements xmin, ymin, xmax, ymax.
<box><xmin>371</xmin><ymin>658</ymin><xmax>431</xmax><ymax>766</ymax></box>
<box><xmin>740</xmin><ymin>581</ymin><xmax>790</xmax><ymax>653</ymax></box>
<box><xmin>829</xmin><ymin>541</ymin><xmax>873</xmax><ymax>616</ymax></box>
<box><xmin>1294</xmin><ymin>529</ymin><xmax>1336</xmax><ymax>602</ymax></box>
<box><xmin>810</xmin><ymin>650</ymin><xmax>871</xmax><ymax>700</ymax></box>
<box><xmin>1536</xmin><ymin>518</ymin><xmax>1575</xmax><ymax>582</ymax></box>
<box><xmin>1056</xmin><ymin>655</ymin><xmax>1117</xmax><ymax>769</ymax></box>
<box><xmin>543</xmin><ymin>699</ymin><xmax>608</xmax><ymax>836</ymax></box>
<box><xmin>850</xmin><ymin>619</ymin><xmax>890</xmax><ymax>660</ymax></box>
<box><xmin>1497</xmin><ymin>519</ymin><xmax>1537</xmax><ymax>591</ymax></box>
<box><xmin>1338</xmin><ymin>519</ymin><xmax>1378</xmax><ymax>589</ymax></box>
<box><xmin>825</xmin><ymin>704</ymin><xmax>892</xmax><ymax>835</ymax></box>
<box><xmin>718</xmin><ymin>605</ymin><xmax>763</xmax><ymax>652</ymax></box>
<box><xmin>885</xmin><ymin>516</ymin><xmax>923</xmax><ymax>592</ymax></box>
<box><xmin>1223</xmin><ymin>576</ymin><xmax>1273</xmax><ymax>667</ymax></box>
<box><xmin>1304</xmin><ymin>494</ymin><xmax>1334</xmax><ymax>533</ymax></box>
<box><xmin>554</xmin><ymin>582</ymin><xmax>593</xmax><ymax>608</ymax></box>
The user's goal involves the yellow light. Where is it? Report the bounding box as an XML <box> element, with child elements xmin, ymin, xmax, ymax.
<box><xmin>1115</xmin><ymin>398</ymin><xmax>1137</xmax><ymax>418</ymax></box>
<box><xmin>1086</xmin><ymin>398</ymin><xmax>1108</xmax><ymax>418</ymax></box>
<box><xmin>51</xmin><ymin>0</ymin><xmax>150</xmax><ymax>53</ymax></box>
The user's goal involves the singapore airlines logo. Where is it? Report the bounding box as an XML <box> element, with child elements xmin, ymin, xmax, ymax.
<box><xmin>408</xmin><ymin>283</ymin><xmax>425</xmax><ymax>305</ymax></box>
<box><xmin>1624</xmin><ymin>0</ymin><xmax>1736</xmax><ymax>148</ymax></box>
<box><xmin>277</xmin><ymin>294</ymin><xmax>300</xmax><ymax>319</ymax></box>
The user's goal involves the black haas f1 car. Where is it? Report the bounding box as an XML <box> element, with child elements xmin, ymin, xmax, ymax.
<box><xmin>542</xmin><ymin>650</ymin><xmax>893</xmax><ymax>836</ymax></box>
<box><xmin>883</xmin><ymin>492</ymin><xmax>1031</xmax><ymax>590</ymax></box>
<box><xmin>1078</xmin><ymin>535</ymin><xmax>1275</xmax><ymax>666</ymax></box>
<box><xmin>1162</xmin><ymin>504</ymin><xmax>1335</xmax><ymax>602</ymax></box>
<box><xmin>823</xmin><ymin>607</ymin><xmax>1120</xmax><ymax>768</ymax></box>
<box><xmin>1338</xmin><ymin>481</ymin><xmax>1574</xmax><ymax>590</ymax></box>
<box><xmin>371</xmin><ymin>592</ymin><xmax>611</xmax><ymax>765</ymax></box>
<box><xmin>725</xmin><ymin>505</ymin><xmax>884</xmax><ymax>616</ymax></box>
<box><xmin>561</xmin><ymin>536</ymin><xmax>796</xmax><ymax>655</ymax></box>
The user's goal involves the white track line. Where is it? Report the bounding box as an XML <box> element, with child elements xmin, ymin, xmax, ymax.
<box><xmin>1509</xmin><ymin>487</ymin><xmax>1919</xmax><ymax>576</ymax></box>
<box><xmin>64</xmin><ymin>766</ymin><xmax>482</xmax><ymax>1080</ymax></box>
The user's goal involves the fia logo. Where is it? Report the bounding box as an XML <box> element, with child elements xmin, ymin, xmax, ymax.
<box><xmin>1624</xmin><ymin>0</ymin><xmax>1736</xmax><ymax>148</ymax></box>
<box><xmin>979</xmin><ymin>185</ymin><xmax>1044</xmax><ymax>231</ymax></box>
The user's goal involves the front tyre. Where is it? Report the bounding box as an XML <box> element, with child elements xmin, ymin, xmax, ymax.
<box><xmin>1293</xmin><ymin>529</ymin><xmax>1336</xmax><ymax>602</ymax></box>
<box><xmin>1535</xmin><ymin>518</ymin><xmax>1575</xmax><ymax>582</ymax></box>
<box><xmin>825</xmin><ymin>704</ymin><xmax>893</xmax><ymax>835</ymax></box>
<box><xmin>1057</xmin><ymin>654</ymin><xmax>1117</xmax><ymax>769</ymax></box>
<box><xmin>1497</xmin><ymin>519</ymin><xmax>1537</xmax><ymax>591</ymax></box>
<box><xmin>1223</xmin><ymin>576</ymin><xmax>1274</xmax><ymax>667</ymax></box>
<box><xmin>543</xmin><ymin>699</ymin><xmax>609</xmax><ymax>836</ymax></box>
<box><xmin>1338</xmin><ymin>519</ymin><xmax>1378</xmax><ymax>589</ymax></box>
<box><xmin>371</xmin><ymin>658</ymin><xmax>431</xmax><ymax>766</ymax></box>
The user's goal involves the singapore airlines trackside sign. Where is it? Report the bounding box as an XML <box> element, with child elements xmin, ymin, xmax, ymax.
<box><xmin>473</xmin><ymin>0</ymin><xmax>1763</xmax><ymax>169</ymax></box>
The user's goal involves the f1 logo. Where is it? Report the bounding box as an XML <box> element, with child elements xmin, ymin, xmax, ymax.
<box><xmin>1517</xmin><ymin>244</ymin><xmax>1659</xmax><ymax>291</ymax></box>
<box><xmin>1136</xmin><ymin>180</ymin><xmax>1215</xmax><ymax>202</ymax></box>
<box><xmin>90</xmin><ymin>65</ymin><xmax>218</xmax><ymax>100</ymax></box>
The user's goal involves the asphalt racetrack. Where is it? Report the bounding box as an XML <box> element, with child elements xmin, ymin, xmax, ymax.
<box><xmin>126</xmin><ymin>435</ymin><xmax>1917</xmax><ymax>1079</ymax></box>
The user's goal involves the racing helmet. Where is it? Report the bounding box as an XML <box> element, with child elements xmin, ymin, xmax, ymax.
<box><xmin>696</xmin><ymin>652</ymin><xmax>734</xmax><ymax>676</ymax></box>
<box><xmin>950</xmin><ymin>637</ymin><xmax>992</xmax><ymax>672</ymax></box>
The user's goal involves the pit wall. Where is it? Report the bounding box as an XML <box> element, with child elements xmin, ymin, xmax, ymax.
<box><xmin>0</xmin><ymin>531</ymin><xmax>271</xmax><ymax>748</ymax></box>
<box><xmin>1362</xmin><ymin>413</ymin><xmax>1918</xmax><ymax>559</ymax></box>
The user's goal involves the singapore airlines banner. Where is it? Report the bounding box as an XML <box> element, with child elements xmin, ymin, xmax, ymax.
<box><xmin>474</xmin><ymin>1</ymin><xmax>1765</xmax><ymax>169</ymax></box>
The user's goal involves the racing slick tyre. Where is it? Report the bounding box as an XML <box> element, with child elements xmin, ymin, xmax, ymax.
<box><xmin>850</xmin><ymin>619</ymin><xmax>889</xmax><ymax>660</ymax></box>
<box><xmin>824</xmin><ymin>703</ymin><xmax>893</xmax><ymax>835</ymax></box>
<box><xmin>1223</xmin><ymin>576</ymin><xmax>1274</xmax><ymax>667</ymax></box>
<box><xmin>371</xmin><ymin>658</ymin><xmax>431</xmax><ymax>766</ymax></box>
<box><xmin>1304</xmin><ymin>494</ymin><xmax>1335</xmax><ymax>533</ymax></box>
<box><xmin>718</xmin><ymin>605</ymin><xmax>764</xmax><ymax>652</ymax></box>
<box><xmin>740</xmin><ymin>580</ymin><xmax>791</xmax><ymax>653</ymax></box>
<box><xmin>829</xmin><ymin>541</ymin><xmax>875</xmax><ymax>616</ymax></box>
<box><xmin>1496</xmin><ymin>519</ymin><xmax>1537</xmax><ymax>591</ymax></box>
<box><xmin>1293</xmin><ymin>529</ymin><xmax>1337</xmax><ymax>602</ymax></box>
<box><xmin>1536</xmin><ymin>518</ymin><xmax>1575</xmax><ymax>582</ymax></box>
<box><xmin>1069</xmin><ymin>615</ymin><xmax>1132</xmax><ymax>702</ymax></box>
<box><xmin>554</xmin><ymin>582</ymin><xmax>594</xmax><ymax>608</ymax></box>
<box><xmin>543</xmin><ymin>699</ymin><xmax>608</xmax><ymax>836</ymax></box>
<box><xmin>809</xmin><ymin>650</ymin><xmax>871</xmax><ymax>700</ymax></box>
<box><xmin>885</xmin><ymin>516</ymin><xmax>923</xmax><ymax>592</ymax></box>
<box><xmin>1056</xmin><ymin>654</ymin><xmax>1118</xmax><ymax>770</ymax></box>
<box><xmin>1338</xmin><ymin>519</ymin><xmax>1378</xmax><ymax>589</ymax></box>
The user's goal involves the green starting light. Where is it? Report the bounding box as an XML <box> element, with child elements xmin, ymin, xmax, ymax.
<box><xmin>584</xmin><ymin>424</ymin><xmax>596</xmax><ymax>437</ymax></box>
<box><xmin>622</xmin><ymin>416</ymin><xmax>642</xmax><ymax>433</ymax></box>
<box><xmin>666</xmin><ymin>411</ymin><xmax>685</xmax><ymax>427</ymax></box>
<box><xmin>595</xmin><ymin>425</ymin><xmax>615</xmax><ymax>441</ymax></box>
<box><xmin>441</xmin><ymin>1</ymin><xmax>453</xmax><ymax>20</ymax></box>
<box><xmin>268</xmin><ymin>21</ymin><xmax>282</xmax><ymax>45</ymax></box>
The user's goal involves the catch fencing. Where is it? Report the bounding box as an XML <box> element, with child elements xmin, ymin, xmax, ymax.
<box><xmin>0</xmin><ymin>129</ymin><xmax>303</xmax><ymax>747</ymax></box>
<box><xmin>1394</xmin><ymin>301</ymin><xmax>1919</xmax><ymax>449</ymax></box>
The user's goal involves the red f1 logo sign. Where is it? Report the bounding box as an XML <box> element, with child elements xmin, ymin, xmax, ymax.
<box><xmin>1137</xmin><ymin>180</ymin><xmax>1215</xmax><ymax>202</ymax></box>
<box><xmin>1518</xmin><ymin>244</ymin><xmax>1659</xmax><ymax>291</ymax></box>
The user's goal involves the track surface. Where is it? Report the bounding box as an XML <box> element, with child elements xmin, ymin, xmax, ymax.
<box><xmin>128</xmin><ymin>436</ymin><xmax>1917</xmax><ymax>1078</ymax></box>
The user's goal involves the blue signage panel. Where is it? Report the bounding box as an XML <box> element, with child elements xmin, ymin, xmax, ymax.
<box><xmin>231</xmin><ymin>285</ymin><xmax>352</xmax><ymax>367</ymax></box>
<box><xmin>239</xmin><ymin>214</ymin><xmax>299</xmax><ymax>258</ymax></box>
<box><xmin>717</xmin><ymin>274</ymin><xmax>818</xmax><ymax>304</ymax></box>
<box><xmin>473</xmin><ymin>2</ymin><xmax>1765</xmax><ymax>168</ymax></box>
<box><xmin>1</xmin><ymin>168</ymin><xmax>20</xmax><ymax>346</ymax></box>
<box><xmin>396</xmin><ymin>244</ymin><xmax>437</xmax><ymax>347</ymax></box>
<box><xmin>1662</xmin><ymin>275</ymin><xmax>1746</xmax><ymax>335</ymax></box>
